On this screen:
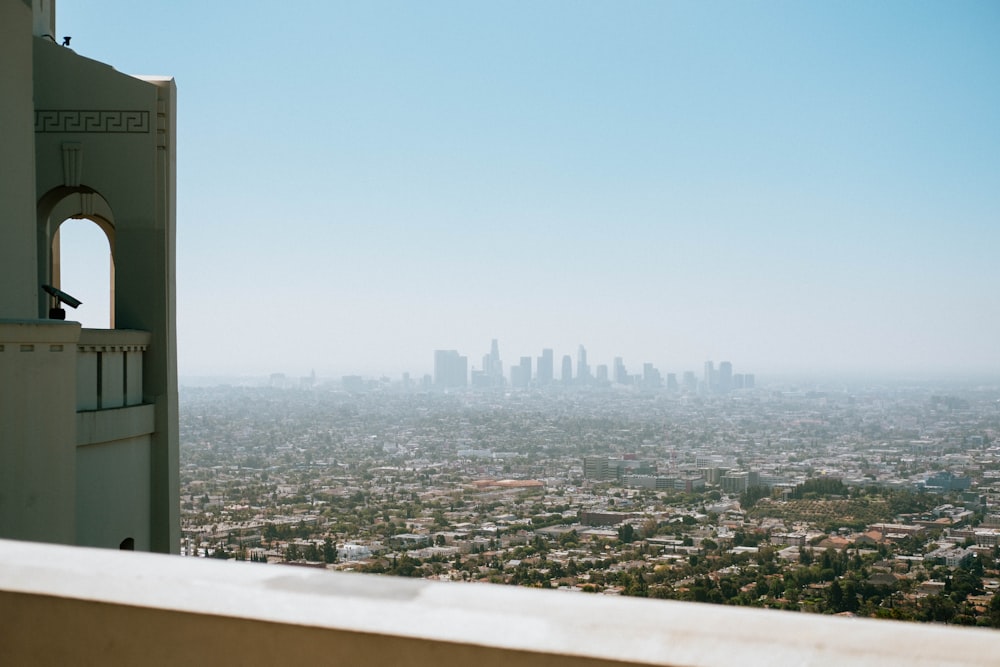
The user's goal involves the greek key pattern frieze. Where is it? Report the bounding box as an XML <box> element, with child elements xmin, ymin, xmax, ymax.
<box><xmin>35</xmin><ymin>110</ymin><xmax>150</xmax><ymax>133</ymax></box>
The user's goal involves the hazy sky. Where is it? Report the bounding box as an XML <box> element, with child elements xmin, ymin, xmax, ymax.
<box><xmin>55</xmin><ymin>1</ymin><xmax>1000</xmax><ymax>379</ymax></box>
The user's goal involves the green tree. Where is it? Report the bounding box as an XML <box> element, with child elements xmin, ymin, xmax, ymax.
<box><xmin>828</xmin><ymin>580</ymin><xmax>844</xmax><ymax>612</ymax></box>
<box><xmin>323</xmin><ymin>537</ymin><xmax>337</xmax><ymax>564</ymax></box>
<box><xmin>989</xmin><ymin>590</ymin><xmax>1000</xmax><ymax>628</ymax></box>
<box><xmin>842</xmin><ymin>580</ymin><xmax>859</xmax><ymax>613</ymax></box>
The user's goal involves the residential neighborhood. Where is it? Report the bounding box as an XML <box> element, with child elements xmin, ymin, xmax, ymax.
<box><xmin>179</xmin><ymin>378</ymin><xmax>1000</xmax><ymax>626</ymax></box>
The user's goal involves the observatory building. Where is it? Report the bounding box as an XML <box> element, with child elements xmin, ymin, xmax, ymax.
<box><xmin>0</xmin><ymin>0</ymin><xmax>178</xmax><ymax>553</ymax></box>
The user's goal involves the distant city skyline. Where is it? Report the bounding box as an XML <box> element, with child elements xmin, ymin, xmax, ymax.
<box><xmin>434</xmin><ymin>339</ymin><xmax>753</xmax><ymax>391</ymax></box>
<box><xmin>55</xmin><ymin>2</ymin><xmax>1000</xmax><ymax>380</ymax></box>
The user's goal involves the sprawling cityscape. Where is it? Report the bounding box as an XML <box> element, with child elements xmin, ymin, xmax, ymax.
<box><xmin>179</xmin><ymin>342</ymin><xmax>1000</xmax><ymax>627</ymax></box>
<box><xmin>3</xmin><ymin>1</ymin><xmax>998</xmax><ymax>663</ymax></box>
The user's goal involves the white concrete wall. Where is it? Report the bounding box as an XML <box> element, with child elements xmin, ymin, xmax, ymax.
<box><xmin>76</xmin><ymin>435</ymin><xmax>151</xmax><ymax>550</ymax></box>
<box><xmin>0</xmin><ymin>321</ymin><xmax>80</xmax><ymax>544</ymax></box>
<box><xmin>2</xmin><ymin>539</ymin><xmax>1000</xmax><ymax>667</ymax></box>
<box><xmin>100</xmin><ymin>349</ymin><xmax>125</xmax><ymax>408</ymax></box>
<box><xmin>126</xmin><ymin>349</ymin><xmax>143</xmax><ymax>404</ymax></box>
<box><xmin>75</xmin><ymin>404</ymin><xmax>154</xmax><ymax>447</ymax></box>
<box><xmin>76</xmin><ymin>349</ymin><xmax>99</xmax><ymax>410</ymax></box>
<box><xmin>0</xmin><ymin>0</ymin><xmax>39</xmax><ymax>318</ymax></box>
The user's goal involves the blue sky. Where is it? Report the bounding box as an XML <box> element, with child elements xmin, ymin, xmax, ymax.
<box><xmin>56</xmin><ymin>1</ymin><xmax>1000</xmax><ymax>379</ymax></box>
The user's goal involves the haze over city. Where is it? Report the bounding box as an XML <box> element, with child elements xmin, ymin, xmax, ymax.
<box><xmin>12</xmin><ymin>0</ymin><xmax>1000</xmax><ymax>646</ymax></box>
<box><xmin>54</xmin><ymin>1</ymin><xmax>1000</xmax><ymax>380</ymax></box>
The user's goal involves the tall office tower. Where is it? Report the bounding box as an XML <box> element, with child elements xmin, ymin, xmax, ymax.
<box><xmin>511</xmin><ymin>356</ymin><xmax>532</xmax><ymax>388</ymax></box>
<box><xmin>536</xmin><ymin>348</ymin><xmax>554</xmax><ymax>385</ymax></box>
<box><xmin>470</xmin><ymin>366</ymin><xmax>490</xmax><ymax>388</ymax></box>
<box><xmin>703</xmin><ymin>360</ymin><xmax>715</xmax><ymax>392</ymax></box>
<box><xmin>613</xmin><ymin>357</ymin><xmax>628</xmax><ymax>384</ymax></box>
<box><xmin>489</xmin><ymin>338</ymin><xmax>502</xmax><ymax>379</ymax></box>
<box><xmin>596</xmin><ymin>364</ymin><xmax>609</xmax><ymax>383</ymax></box>
<box><xmin>480</xmin><ymin>338</ymin><xmax>503</xmax><ymax>386</ymax></box>
<box><xmin>718</xmin><ymin>361</ymin><xmax>733</xmax><ymax>393</ymax></box>
<box><xmin>666</xmin><ymin>373</ymin><xmax>679</xmax><ymax>392</ymax></box>
<box><xmin>642</xmin><ymin>363</ymin><xmax>662</xmax><ymax>389</ymax></box>
<box><xmin>509</xmin><ymin>364</ymin><xmax>524</xmax><ymax>388</ymax></box>
<box><xmin>434</xmin><ymin>350</ymin><xmax>468</xmax><ymax>388</ymax></box>
<box><xmin>435</xmin><ymin>350</ymin><xmax>450</xmax><ymax>387</ymax></box>
<box><xmin>0</xmin><ymin>1</ymin><xmax>179</xmax><ymax>553</ymax></box>
<box><xmin>683</xmin><ymin>371</ymin><xmax>698</xmax><ymax>392</ymax></box>
<box><xmin>732</xmin><ymin>373</ymin><xmax>745</xmax><ymax>390</ymax></box>
<box><xmin>561</xmin><ymin>355</ymin><xmax>573</xmax><ymax>384</ymax></box>
<box><xmin>744</xmin><ymin>373</ymin><xmax>755</xmax><ymax>388</ymax></box>
<box><xmin>583</xmin><ymin>456</ymin><xmax>611</xmax><ymax>481</ymax></box>
<box><xmin>577</xmin><ymin>344</ymin><xmax>591</xmax><ymax>383</ymax></box>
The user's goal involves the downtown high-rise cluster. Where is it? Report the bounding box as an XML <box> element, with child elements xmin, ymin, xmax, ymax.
<box><xmin>433</xmin><ymin>340</ymin><xmax>754</xmax><ymax>392</ymax></box>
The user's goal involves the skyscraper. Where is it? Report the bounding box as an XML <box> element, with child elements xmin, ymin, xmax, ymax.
<box><xmin>596</xmin><ymin>364</ymin><xmax>609</xmax><ymax>383</ymax></box>
<box><xmin>613</xmin><ymin>357</ymin><xmax>628</xmax><ymax>385</ymax></box>
<box><xmin>718</xmin><ymin>361</ymin><xmax>733</xmax><ymax>393</ymax></box>
<box><xmin>482</xmin><ymin>338</ymin><xmax>503</xmax><ymax>386</ymax></box>
<box><xmin>642</xmin><ymin>363</ymin><xmax>662</xmax><ymax>389</ymax></box>
<box><xmin>473</xmin><ymin>339</ymin><xmax>504</xmax><ymax>388</ymax></box>
<box><xmin>434</xmin><ymin>350</ymin><xmax>468</xmax><ymax>388</ymax></box>
<box><xmin>561</xmin><ymin>355</ymin><xmax>573</xmax><ymax>384</ymax></box>
<box><xmin>488</xmin><ymin>339</ymin><xmax>502</xmax><ymax>379</ymax></box>
<box><xmin>511</xmin><ymin>356</ymin><xmax>532</xmax><ymax>388</ymax></box>
<box><xmin>703</xmin><ymin>361</ymin><xmax>716</xmax><ymax>393</ymax></box>
<box><xmin>536</xmin><ymin>348</ymin><xmax>554</xmax><ymax>385</ymax></box>
<box><xmin>577</xmin><ymin>345</ymin><xmax>590</xmax><ymax>383</ymax></box>
<box><xmin>683</xmin><ymin>371</ymin><xmax>698</xmax><ymax>392</ymax></box>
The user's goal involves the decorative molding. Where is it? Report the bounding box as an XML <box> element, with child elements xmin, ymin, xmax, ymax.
<box><xmin>61</xmin><ymin>142</ymin><xmax>83</xmax><ymax>187</ymax></box>
<box><xmin>35</xmin><ymin>110</ymin><xmax>150</xmax><ymax>133</ymax></box>
<box><xmin>78</xmin><ymin>344</ymin><xmax>148</xmax><ymax>353</ymax></box>
<box><xmin>79</xmin><ymin>192</ymin><xmax>96</xmax><ymax>217</ymax></box>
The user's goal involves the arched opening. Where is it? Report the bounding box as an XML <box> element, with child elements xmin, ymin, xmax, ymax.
<box><xmin>119</xmin><ymin>537</ymin><xmax>135</xmax><ymax>551</ymax></box>
<box><xmin>37</xmin><ymin>187</ymin><xmax>118</xmax><ymax>325</ymax></box>
<box><xmin>53</xmin><ymin>217</ymin><xmax>114</xmax><ymax>329</ymax></box>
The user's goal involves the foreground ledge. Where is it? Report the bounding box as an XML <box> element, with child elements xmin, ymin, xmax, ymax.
<box><xmin>1</xmin><ymin>539</ymin><xmax>999</xmax><ymax>666</ymax></box>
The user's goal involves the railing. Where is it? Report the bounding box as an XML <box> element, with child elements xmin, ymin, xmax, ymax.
<box><xmin>76</xmin><ymin>328</ymin><xmax>149</xmax><ymax>411</ymax></box>
<box><xmin>1</xmin><ymin>538</ymin><xmax>999</xmax><ymax>666</ymax></box>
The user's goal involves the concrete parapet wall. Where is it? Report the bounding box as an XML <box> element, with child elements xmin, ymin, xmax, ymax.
<box><xmin>1</xmin><ymin>538</ymin><xmax>1000</xmax><ymax>667</ymax></box>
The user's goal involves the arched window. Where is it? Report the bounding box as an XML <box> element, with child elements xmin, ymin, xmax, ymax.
<box><xmin>53</xmin><ymin>217</ymin><xmax>114</xmax><ymax>329</ymax></box>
